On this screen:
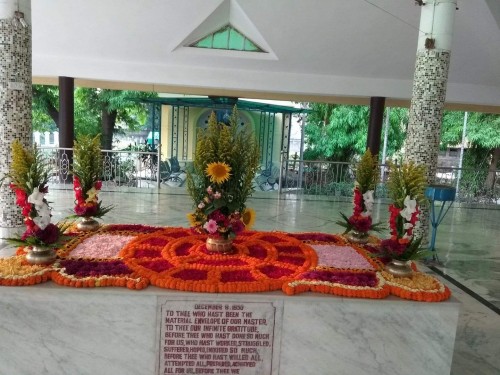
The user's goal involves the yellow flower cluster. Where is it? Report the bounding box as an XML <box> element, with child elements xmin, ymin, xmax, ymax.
<box><xmin>0</xmin><ymin>256</ymin><xmax>47</xmax><ymax>277</ymax></box>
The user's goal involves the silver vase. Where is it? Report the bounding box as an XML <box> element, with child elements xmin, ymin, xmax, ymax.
<box><xmin>76</xmin><ymin>217</ymin><xmax>100</xmax><ymax>232</ymax></box>
<box><xmin>346</xmin><ymin>230</ymin><xmax>369</xmax><ymax>244</ymax></box>
<box><xmin>385</xmin><ymin>259</ymin><xmax>413</xmax><ymax>278</ymax></box>
<box><xmin>25</xmin><ymin>246</ymin><xmax>56</xmax><ymax>265</ymax></box>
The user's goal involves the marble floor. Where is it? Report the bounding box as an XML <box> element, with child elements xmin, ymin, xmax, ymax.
<box><xmin>1</xmin><ymin>188</ymin><xmax>499</xmax><ymax>375</ymax></box>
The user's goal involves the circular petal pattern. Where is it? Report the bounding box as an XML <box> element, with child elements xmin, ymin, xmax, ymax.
<box><xmin>120</xmin><ymin>228</ymin><xmax>318</xmax><ymax>293</ymax></box>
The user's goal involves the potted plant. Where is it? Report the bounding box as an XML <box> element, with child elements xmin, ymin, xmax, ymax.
<box><xmin>186</xmin><ymin>106</ymin><xmax>260</xmax><ymax>253</ymax></box>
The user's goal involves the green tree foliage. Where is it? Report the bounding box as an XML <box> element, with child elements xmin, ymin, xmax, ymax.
<box><xmin>441</xmin><ymin>111</ymin><xmax>500</xmax><ymax>191</ymax></box>
<box><xmin>32</xmin><ymin>85</ymin><xmax>156</xmax><ymax>147</ymax></box>
<box><xmin>303</xmin><ymin>103</ymin><xmax>406</xmax><ymax>162</ymax></box>
<box><xmin>32</xmin><ymin>85</ymin><xmax>59</xmax><ymax>132</ymax></box>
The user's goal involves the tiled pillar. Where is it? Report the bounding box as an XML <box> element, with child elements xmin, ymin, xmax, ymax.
<box><xmin>0</xmin><ymin>1</ymin><xmax>32</xmax><ymax>227</ymax></box>
<box><xmin>405</xmin><ymin>0</ymin><xmax>457</xmax><ymax>243</ymax></box>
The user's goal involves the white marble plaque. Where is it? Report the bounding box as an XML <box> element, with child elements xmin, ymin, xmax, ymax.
<box><xmin>157</xmin><ymin>300</ymin><xmax>278</xmax><ymax>375</ymax></box>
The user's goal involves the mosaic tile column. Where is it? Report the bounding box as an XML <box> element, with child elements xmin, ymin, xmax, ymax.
<box><xmin>405</xmin><ymin>0</ymin><xmax>457</xmax><ymax>244</ymax></box>
<box><xmin>0</xmin><ymin>11</ymin><xmax>32</xmax><ymax>227</ymax></box>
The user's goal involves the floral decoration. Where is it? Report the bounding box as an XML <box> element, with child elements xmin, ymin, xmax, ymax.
<box><xmin>1</xmin><ymin>140</ymin><xmax>72</xmax><ymax>249</ymax></box>
<box><xmin>186</xmin><ymin>107</ymin><xmax>260</xmax><ymax>240</ymax></box>
<box><xmin>0</xmin><ymin>256</ymin><xmax>52</xmax><ymax>286</ymax></box>
<box><xmin>72</xmin><ymin>135</ymin><xmax>113</xmax><ymax>219</ymax></box>
<box><xmin>187</xmin><ymin>183</ymin><xmax>246</xmax><ymax>239</ymax></box>
<box><xmin>0</xmin><ymin>224</ymin><xmax>451</xmax><ymax>302</ymax></box>
<box><xmin>120</xmin><ymin>228</ymin><xmax>318</xmax><ymax>293</ymax></box>
<box><xmin>381</xmin><ymin>269</ymin><xmax>451</xmax><ymax>302</ymax></box>
<box><xmin>376</xmin><ymin>161</ymin><xmax>429</xmax><ymax>261</ymax></box>
<box><xmin>337</xmin><ymin>150</ymin><xmax>382</xmax><ymax>235</ymax></box>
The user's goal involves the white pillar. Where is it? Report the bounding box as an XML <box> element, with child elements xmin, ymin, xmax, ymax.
<box><xmin>417</xmin><ymin>0</ymin><xmax>457</xmax><ymax>51</ymax></box>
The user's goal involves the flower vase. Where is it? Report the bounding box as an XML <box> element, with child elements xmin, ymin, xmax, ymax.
<box><xmin>77</xmin><ymin>217</ymin><xmax>100</xmax><ymax>232</ymax></box>
<box><xmin>385</xmin><ymin>259</ymin><xmax>413</xmax><ymax>278</ymax></box>
<box><xmin>25</xmin><ymin>246</ymin><xmax>56</xmax><ymax>265</ymax></box>
<box><xmin>206</xmin><ymin>236</ymin><xmax>234</xmax><ymax>254</ymax></box>
<box><xmin>346</xmin><ymin>230</ymin><xmax>369</xmax><ymax>244</ymax></box>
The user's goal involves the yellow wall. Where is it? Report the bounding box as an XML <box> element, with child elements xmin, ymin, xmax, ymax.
<box><xmin>160</xmin><ymin>106</ymin><xmax>286</xmax><ymax>166</ymax></box>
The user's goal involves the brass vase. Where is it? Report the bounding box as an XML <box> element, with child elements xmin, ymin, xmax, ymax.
<box><xmin>25</xmin><ymin>246</ymin><xmax>56</xmax><ymax>265</ymax></box>
<box><xmin>346</xmin><ymin>230</ymin><xmax>369</xmax><ymax>244</ymax></box>
<box><xmin>206</xmin><ymin>236</ymin><xmax>234</xmax><ymax>254</ymax></box>
<box><xmin>76</xmin><ymin>217</ymin><xmax>100</xmax><ymax>232</ymax></box>
<box><xmin>385</xmin><ymin>259</ymin><xmax>413</xmax><ymax>278</ymax></box>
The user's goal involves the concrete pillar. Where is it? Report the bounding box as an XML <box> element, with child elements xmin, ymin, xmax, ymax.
<box><xmin>405</xmin><ymin>0</ymin><xmax>457</xmax><ymax>243</ymax></box>
<box><xmin>366</xmin><ymin>97</ymin><xmax>385</xmax><ymax>157</ymax></box>
<box><xmin>0</xmin><ymin>0</ymin><xmax>32</xmax><ymax>227</ymax></box>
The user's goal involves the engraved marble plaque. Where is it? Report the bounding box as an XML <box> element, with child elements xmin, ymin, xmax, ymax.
<box><xmin>157</xmin><ymin>300</ymin><xmax>279</xmax><ymax>375</ymax></box>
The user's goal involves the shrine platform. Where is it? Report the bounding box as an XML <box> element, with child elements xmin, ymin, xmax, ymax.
<box><xmin>0</xmin><ymin>284</ymin><xmax>459</xmax><ymax>375</ymax></box>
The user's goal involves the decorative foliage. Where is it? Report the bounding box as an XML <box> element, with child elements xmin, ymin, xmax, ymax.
<box><xmin>72</xmin><ymin>135</ymin><xmax>113</xmax><ymax>218</ymax></box>
<box><xmin>375</xmin><ymin>160</ymin><xmax>429</xmax><ymax>261</ymax></box>
<box><xmin>337</xmin><ymin>149</ymin><xmax>382</xmax><ymax>234</ymax></box>
<box><xmin>1</xmin><ymin>141</ymin><xmax>72</xmax><ymax>248</ymax></box>
<box><xmin>3</xmin><ymin>140</ymin><xmax>49</xmax><ymax>194</ymax></box>
<box><xmin>386</xmin><ymin>160</ymin><xmax>427</xmax><ymax>209</ymax></box>
<box><xmin>187</xmin><ymin>107</ymin><xmax>260</xmax><ymax>239</ymax></box>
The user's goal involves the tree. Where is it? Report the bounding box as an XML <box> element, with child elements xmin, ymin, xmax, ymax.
<box><xmin>303</xmin><ymin>103</ymin><xmax>406</xmax><ymax>162</ymax></box>
<box><xmin>32</xmin><ymin>85</ymin><xmax>156</xmax><ymax>147</ymax></box>
<box><xmin>76</xmin><ymin>89</ymin><xmax>156</xmax><ymax>149</ymax></box>
<box><xmin>32</xmin><ymin>85</ymin><xmax>59</xmax><ymax>131</ymax></box>
<box><xmin>441</xmin><ymin>111</ymin><xmax>500</xmax><ymax>191</ymax></box>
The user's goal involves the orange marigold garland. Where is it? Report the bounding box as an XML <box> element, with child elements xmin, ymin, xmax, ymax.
<box><xmin>120</xmin><ymin>228</ymin><xmax>318</xmax><ymax>293</ymax></box>
<box><xmin>0</xmin><ymin>255</ymin><xmax>52</xmax><ymax>286</ymax></box>
<box><xmin>0</xmin><ymin>225</ymin><xmax>451</xmax><ymax>301</ymax></box>
<box><xmin>380</xmin><ymin>270</ymin><xmax>451</xmax><ymax>302</ymax></box>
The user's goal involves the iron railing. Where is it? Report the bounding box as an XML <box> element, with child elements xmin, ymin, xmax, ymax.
<box><xmin>278</xmin><ymin>158</ymin><xmax>500</xmax><ymax>205</ymax></box>
<box><xmin>38</xmin><ymin>146</ymin><xmax>500</xmax><ymax>205</ymax></box>
<box><xmin>39</xmin><ymin>146</ymin><xmax>174</xmax><ymax>190</ymax></box>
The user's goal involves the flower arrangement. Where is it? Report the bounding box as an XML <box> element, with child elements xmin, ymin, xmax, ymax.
<box><xmin>1</xmin><ymin>140</ymin><xmax>71</xmax><ymax>248</ymax></box>
<box><xmin>72</xmin><ymin>135</ymin><xmax>112</xmax><ymax>218</ymax></box>
<box><xmin>377</xmin><ymin>160</ymin><xmax>428</xmax><ymax>261</ymax></box>
<box><xmin>337</xmin><ymin>149</ymin><xmax>382</xmax><ymax>235</ymax></box>
<box><xmin>186</xmin><ymin>107</ymin><xmax>260</xmax><ymax>239</ymax></box>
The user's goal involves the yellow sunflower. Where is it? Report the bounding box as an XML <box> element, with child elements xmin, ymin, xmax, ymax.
<box><xmin>205</xmin><ymin>162</ymin><xmax>231</xmax><ymax>184</ymax></box>
<box><xmin>242</xmin><ymin>208</ymin><xmax>256</xmax><ymax>229</ymax></box>
<box><xmin>186</xmin><ymin>213</ymin><xmax>202</xmax><ymax>227</ymax></box>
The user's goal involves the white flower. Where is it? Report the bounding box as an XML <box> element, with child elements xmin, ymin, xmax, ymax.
<box><xmin>198</xmin><ymin>202</ymin><xmax>205</xmax><ymax>209</ymax></box>
<box><xmin>37</xmin><ymin>202</ymin><xmax>51</xmax><ymax>218</ymax></box>
<box><xmin>206</xmin><ymin>186</ymin><xmax>213</xmax><ymax>194</ymax></box>
<box><xmin>27</xmin><ymin>190</ymin><xmax>45</xmax><ymax>206</ymax></box>
<box><xmin>362</xmin><ymin>190</ymin><xmax>374</xmax><ymax>214</ymax></box>
<box><xmin>33</xmin><ymin>214</ymin><xmax>51</xmax><ymax>230</ymax></box>
<box><xmin>400</xmin><ymin>196</ymin><xmax>417</xmax><ymax>221</ymax></box>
